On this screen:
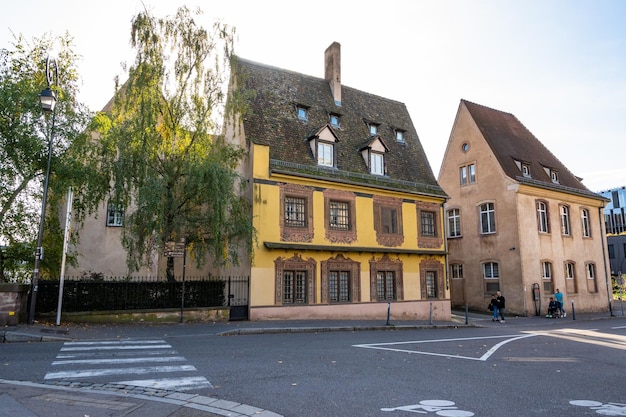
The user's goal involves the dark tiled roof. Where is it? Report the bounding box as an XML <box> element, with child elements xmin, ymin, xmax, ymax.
<box><xmin>462</xmin><ymin>99</ymin><xmax>602</xmax><ymax>199</ymax></box>
<box><xmin>234</xmin><ymin>57</ymin><xmax>446</xmax><ymax>198</ymax></box>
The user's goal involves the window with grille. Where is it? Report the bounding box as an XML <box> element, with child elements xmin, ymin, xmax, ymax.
<box><xmin>106</xmin><ymin>203</ymin><xmax>124</xmax><ymax>227</ymax></box>
<box><xmin>283</xmin><ymin>270</ymin><xmax>307</xmax><ymax>304</ymax></box>
<box><xmin>329</xmin><ymin>271</ymin><xmax>350</xmax><ymax>302</ymax></box>
<box><xmin>447</xmin><ymin>209</ymin><xmax>461</xmax><ymax>237</ymax></box>
<box><xmin>329</xmin><ymin>200</ymin><xmax>350</xmax><ymax>230</ymax></box>
<box><xmin>480</xmin><ymin>203</ymin><xmax>496</xmax><ymax>234</ymax></box>
<box><xmin>285</xmin><ymin>197</ymin><xmax>307</xmax><ymax>227</ymax></box>
<box><xmin>420</xmin><ymin>211</ymin><xmax>436</xmax><ymax>237</ymax></box>
<box><xmin>376</xmin><ymin>271</ymin><xmax>395</xmax><ymax>300</ymax></box>
<box><xmin>537</xmin><ymin>201</ymin><xmax>549</xmax><ymax>233</ymax></box>
<box><xmin>425</xmin><ymin>271</ymin><xmax>437</xmax><ymax>298</ymax></box>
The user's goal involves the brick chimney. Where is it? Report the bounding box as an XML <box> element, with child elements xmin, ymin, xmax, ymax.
<box><xmin>324</xmin><ymin>42</ymin><xmax>341</xmax><ymax>106</ymax></box>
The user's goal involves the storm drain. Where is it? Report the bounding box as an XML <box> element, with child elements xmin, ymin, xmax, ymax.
<box><xmin>33</xmin><ymin>393</ymin><xmax>139</xmax><ymax>411</ymax></box>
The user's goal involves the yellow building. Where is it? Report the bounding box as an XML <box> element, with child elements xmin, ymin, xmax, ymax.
<box><xmin>438</xmin><ymin>100</ymin><xmax>611</xmax><ymax>317</ymax></box>
<box><xmin>224</xmin><ymin>42</ymin><xmax>450</xmax><ymax>320</ymax></box>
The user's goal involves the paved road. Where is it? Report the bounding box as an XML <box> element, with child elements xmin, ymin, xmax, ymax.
<box><xmin>2</xmin><ymin>310</ymin><xmax>625</xmax><ymax>416</ymax></box>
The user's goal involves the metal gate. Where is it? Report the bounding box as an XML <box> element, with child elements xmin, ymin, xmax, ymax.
<box><xmin>226</xmin><ymin>276</ymin><xmax>249</xmax><ymax>321</ymax></box>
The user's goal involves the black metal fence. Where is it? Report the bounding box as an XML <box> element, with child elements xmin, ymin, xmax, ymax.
<box><xmin>35</xmin><ymin>275</ymin><xmax>249</xmax><ymax>315</ymax></box>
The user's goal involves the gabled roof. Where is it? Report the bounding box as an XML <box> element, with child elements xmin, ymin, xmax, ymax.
<box><xmin>462</xmin><ymin>99</ymin><xmax>602</xmax><ymax>199</ymax></box>
<box><xmin>233</xmin><ymin>57</ymin><xmax>446</xmax><ymax>198</ymax></box>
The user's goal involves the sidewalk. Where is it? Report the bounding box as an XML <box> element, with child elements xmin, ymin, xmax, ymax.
<box><xmin>1</xmin><ymin>310</ymin><xmax>621</xmax><ymax>417</ymax></box>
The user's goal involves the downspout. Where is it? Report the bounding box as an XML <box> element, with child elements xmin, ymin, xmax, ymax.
<box><xmin>598</xmin><ymin>207</ymin><xmax>613</xmax><ymax>316</ymax></box>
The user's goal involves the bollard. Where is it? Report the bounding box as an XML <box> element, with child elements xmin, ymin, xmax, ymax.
<box><xmin>429</xmin><ymin>302</ymin><xmax>433</xmax><ymax>325</ymax></box>
<box><xmin>386</xmin><ymin>302</ymin><xmax>391</xmax><ymax>325</ymax></box>
<box><xmin>571</xmin><ymin>300</ymin><xmax>576</xmax><ymax>320</ymax></box>
<box><xmin>465</xmin><ymin>303</ymin><xmax>469</xmax><ymax>325</ymax></box>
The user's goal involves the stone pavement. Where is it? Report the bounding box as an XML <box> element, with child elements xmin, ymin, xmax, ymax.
<box><xmin>1</xmin><ymin>308</ymin><xmax>621</xmax><ymax>416</ymax></box>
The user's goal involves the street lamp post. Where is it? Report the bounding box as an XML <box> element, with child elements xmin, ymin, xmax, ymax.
<box><xmin>28</xmin><ymin>56</ymin><xmax>58</xmax><ymax>325</ymax></box>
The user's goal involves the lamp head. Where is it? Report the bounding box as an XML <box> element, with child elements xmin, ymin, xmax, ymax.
<box><xmin>39</xmin><ymin>87</ymin><xmax>57</xmax><ymax>112</ymax></box>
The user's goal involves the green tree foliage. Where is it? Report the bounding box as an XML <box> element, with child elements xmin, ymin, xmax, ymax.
<box><xmin>93</xmin><ymin>6</ymin><xmax>254</xmax><ymax>281</ymax></box>
<box><xmin>0</xmin><ymin>33</ymin><xmax>103</xmax><ymax>282</ymax></box>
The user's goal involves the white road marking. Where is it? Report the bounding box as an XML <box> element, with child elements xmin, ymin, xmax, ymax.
<box><xmin>52</xmin><ymin>356</ymin><xmax>186</xmax><ymax>365</ymax></box>
<box><xmin>46</xmin><ymin>339</ymin><xmax>213</xmax><ymax>391</ymax></box>
<box><xmin>116</xmin><ymin>376</ymin><xmax>214</xmax><ymax>390</ymax></box>
<box><xmin>44</xmin><ymin>364</ymin><xmax>198</xmax><ymax>379</ymax></box>
<box><xmin>60</xmin><ymin>344</ymin><xmax>172</xmax><ymax>351</ymax></box>
<box><xmin>354</xmin><ymin>334</ymin><xmax>537</xmax><ymax>361</ymax></box>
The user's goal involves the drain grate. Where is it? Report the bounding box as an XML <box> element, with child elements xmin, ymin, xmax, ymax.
<box><xmin>33</xmin><ymin>393</ymin><xmax>139</xmax><ymax>411</ymax></box>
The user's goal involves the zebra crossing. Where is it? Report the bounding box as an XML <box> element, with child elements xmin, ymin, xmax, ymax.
<box><xmin>44</xmin><ymin>339</ymin><xmax>213</xmax><ymax>391</ymax></box>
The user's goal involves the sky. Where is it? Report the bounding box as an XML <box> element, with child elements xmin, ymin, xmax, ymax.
<box><xmin>2</xmin><ymin>0</ymin><xmax>625</xmax><ymax>192</ymax></box>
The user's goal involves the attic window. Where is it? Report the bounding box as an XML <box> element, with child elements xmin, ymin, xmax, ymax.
<box><xmin>543</xmin><ymin>166</ymin><xmax>559</xmax><ymax>183</ymax></box>
<box><xmin>551</xmin><ymin>171</ymin><xmax>559</xmax><ymax>183</ymax></box>
<box><xmin>395</xmin><ymin>129</ymin><xmax>405</xmax><ymax>143</ymax></box>
<box><xmin>318</xmin><ymin>142</ymin><xmax>334</xmax><ymax>167</ymax></box>
<box><xmin>368</xmin><ymin>123</ymin><xmax>379</xmax><ymax>136</ymax></box>
<box><xmin>329</xmin><ymin>113</ymin><xmax>341</xmax><ymax>128</ymax></box>
<box><xmin>370</xmin><ymin>153</ymin><xmax>384</xmax><ymax>175</ymax></box>
<box><xmin>297</xmin><ymin>105</ymin><xmax>309</xmax><ymax>122</ymax></box>
<box><xmin>360</xmin><ymin>137</ymin><xmax>388</xmax><ymax>176</ymax></box>
<box><xmin>522</xmin><ymin>164</ymin><xmax>531</xmax><ymax>178</ymax></box>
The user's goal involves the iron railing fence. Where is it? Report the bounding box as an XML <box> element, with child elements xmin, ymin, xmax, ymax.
<box><xmin>35</xmin><ymin>275</ymin><xmax>249</xmax><ymax>314</ymax></box>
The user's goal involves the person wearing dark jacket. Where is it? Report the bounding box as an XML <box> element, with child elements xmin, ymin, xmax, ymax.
<box><xmin>489</xmin><ymin>294</ymin><xmax>499</xmax><ymax>322</ymax></box>
<box><xmin>496</xmin><ymin>291</ymin><xmax>506</xmax><ymax>323</ymax></box>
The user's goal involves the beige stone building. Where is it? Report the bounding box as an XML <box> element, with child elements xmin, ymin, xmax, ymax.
<box><xmin>438</xmin><ymin>100</ymin><xmax>611</xmax><ymax>317</ymax></box>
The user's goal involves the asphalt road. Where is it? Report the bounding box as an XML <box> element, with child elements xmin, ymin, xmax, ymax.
<box><xmin>3</xmin><ymin>317</ymin><xmax>626</xmax><ymax>416</ymax></box>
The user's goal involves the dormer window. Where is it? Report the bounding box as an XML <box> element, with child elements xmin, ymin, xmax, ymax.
<box><xmin>360</xmin><ymin>136</ymin><xmax>389</xmax><ymax>176</ymax></box>
<box><xmin>329</xmin><ymin>113</ymin><xmax>341</xmax><ymax>128</ymax></box>
<box><xmin>514</xmin><ymin>159</ymin><xmax>531</xmax><ymax>178</ymax></box>
<box><xmin>297</xmin><ymin>105</ymin><xmax>308</xmax><ymax>122</ymax></box>
<box><xmin>370</xmin><ymin>152</ymin><xmax>384</xmax><ymax>175</ymax></box>
<box><xmin>368</xmin><ymin>123</ymin><xmax>379</xmax><ymax>136</ymax></box>
<box><xmin>308</xmin><ymin>125</ymin><xmax>339</xmax><ymax>168</ymax></box>
<box><xmin>318</xmin><ymin>142</ymin><xmax>334</xmax><ymax>167</ymax></box>
<box><xmin>543</xmin><ymin>166</ymin><xmax>559</xmax><ymax>183</ymax></box>
<box><xmin>395</xmin><ymin>129</ymin><xmax>405</xmax><ymax>143</ymax></box>
<box><xmin>551</xmin><ymin>170</ymin><xmax>559</xmax><ymax>183</ymax></box>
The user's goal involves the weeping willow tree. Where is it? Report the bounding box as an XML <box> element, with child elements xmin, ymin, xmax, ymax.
<box><xmin>0</xmin><ymin>33</ymin><xmax>103</xmax><ymax>281</ymax></box>
<box><xmin>93</xmin><ymin>6</ymin><xmax>254</xmax><ymax>281</ymax></box>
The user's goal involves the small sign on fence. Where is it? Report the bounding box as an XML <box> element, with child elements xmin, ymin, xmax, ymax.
<box><xmin>164</xmin><ymin>240</ymin><xmax>185</xmax><ymax>258</ymax></box>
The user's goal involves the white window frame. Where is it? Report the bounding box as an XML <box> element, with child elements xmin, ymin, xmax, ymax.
<box><xmin>447</xmin><ymin>208</ymin><xmax>461</xmax><ymax>237</ymax></box>
<box><xmin>106</xmin><ymin>203</ymin><xmax>124</xmax><ymax>227</ymax></box>
<box><xmin>581</xmin><ymin>208</ymin><xmax>591</xmax><ymax>237</ymax></box>
<box><xmin>483</xmin><ymin>262</ymin><xmax>499</xmax><ymax>279</ymax></box>
<box><xmin>537</xmin><ymin>201</ymin><xmax>549</xmax><ymax>233</ymax></box>
<box><xmin>370</xmin><ymin>152</ymin><xmax>384</xmax><ymax>175</ymax></box>
<box><xmin>480</xmin><ymin>202</ymin><xmax>496</xmax><ymax>234</ymax></box>
<box><xmin>318</xmin><ymin>142</ymin><xmax>334</xmax><ymax>167</ymax></box>
<box><xmin>450</xmin><ymin>263</ymin><xmax>463</xmax><ymax>279</ymax></box>
<box><xmin>560</xmin><ymin>205</ymin><xmax>571</xmax><ymax>236</ymax></box>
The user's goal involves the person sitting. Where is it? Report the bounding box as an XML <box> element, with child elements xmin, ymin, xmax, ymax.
<box><xmin>547</xmin><ymin>297</ymin><xmax>560</xmax><ymax>318</ymax></box>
